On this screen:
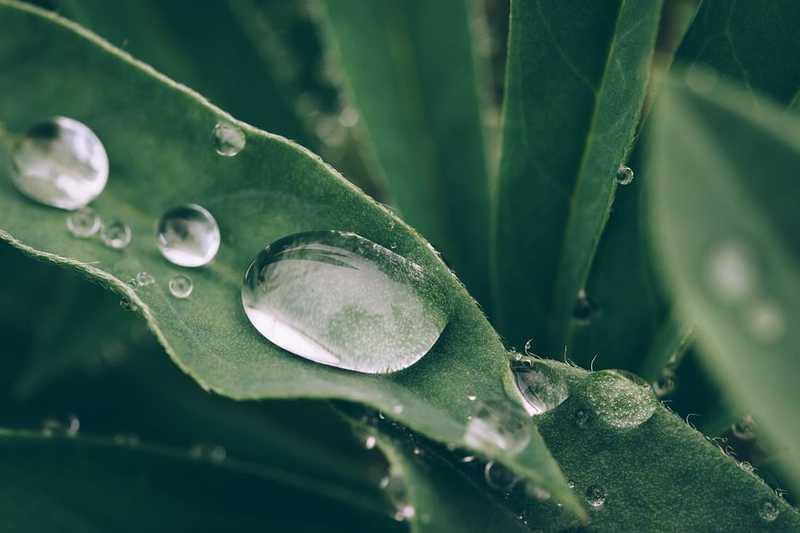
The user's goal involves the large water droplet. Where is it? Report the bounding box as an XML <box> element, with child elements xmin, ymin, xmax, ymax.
<box><xmin>759</xmin><ymin>499</ymin><xmax>779</xmax><ymax>522</ymax></box>
<box><xmin>100</xmin><ymin>220</ymin><xmax>132</xmax><ymax>250</ymax></box>
<box><xmin>157</xmin><ymin>204</ymin><xmax>221</xmax><ymax>267</ymax></box>
<box><xmin>464</xmin><ymin>400</ymin><xmax>530</xmax><ymax>454</ymax></box>
<box><xmin>9</xmin><ymin>117</ymin><xmax>108</xmax><ymax>210</ymax></box>
<box><xmin>616</xmin><ymin>165</ymin><xmax>634</xmax><ymax>185</ymax></box>
<box><xmin>169</xmin><ymin>274</ymin><xmax>193</xmax><ymax>299</ymax></box>
<box><xmin>511</xmin><ymin>359</ymin><xmax>569</xmax><ymax>416</ymax></box>
<box><xmin>66</xmin><ymin>207</ymin><xmax>101</xmax><ymax>238</ymax></box>
<box><xmin>583</xmin><ymin>370</ymin><xmax>657</xmax><ymax>429</ymax></box>
<box><xmin>585</xmin><ymin>485</ymin><xmax>606</xmax><ymax>508</ymax></box>
<box><xmin>241</xmin><ymin>231</ymin><xmax>448</xmax><ymax>374</ymax></box>
<box><xmin>213</xmin><ymin>122</ymin><xmax>245</xmax><ymax>156</ymax></box>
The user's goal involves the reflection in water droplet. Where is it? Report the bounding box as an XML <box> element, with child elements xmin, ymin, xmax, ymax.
<box><xmin>241</xmin><ymin>231</ymin><xmax>448</xmax><ymax>374</ymax></box>
<box><xmin>169</xmin><ymin>274</ymin><xmax>193</xmax><ymax>299</ymax></box>
<box><xmin>100</xmin><ymin>220</ymin><xmax>132</xmax><ymax>250</ymax></box>
<box><xmin>511</xmin><ymin>359</ymin><xmax>569</xmax><ymax>416</ymax></box>
<box><xmin>585</xmin><ymin>485</ymin><xmax>606</xmax><ymax>508</ymax></box>
<box><xmin>213</xmin><ymin>122</ymin><xmax>246</xmax><ymax>156</ymax></box>
<box><xmin>706</xmin><ymin>243</ymin><xmax>755</xmax><ymax>303</ymax></box>
<box><xmin>157</xmin><ymin>204</ymin><xmax>221</xmax><ymax>267</ymax></box>
<box><xmin>66</xmin><ymin>207</ymin><xmax>101</xmax><ymax>238</ymax></box>
<box><xmin>10</xmin><ymin>117</ymin><xmax>108</xmax><ymax>209</ymax></box>
<box><xmin>759</xmin><ymin>500</ymin><xmax>779</xmax><ymax>522</ymax></box>
<box><xmin>484</xmin><ymin>461</ymin><xmax>518</xmax><ymax>491</ymax></box>
<box><xmin>583</xmin><ymin>370</ymin><xmax>656</xmax><ymax>429</ymax></box>
<box><xmin>731</xmin><ymin>415</ymin><xmax>756</xmax><ymax>440</ymax></box>
<box><xmin>572</xmin><ymin>289</ymin><xmax>596</xmax><ymax>324</ymax></box>
<box><xmin>616</xmin><ymin>165</ymin><xmax>634</xmax><ymax>185</ymax></box>
<box><xmin>464</xmin><ymin>400</ymin><xmax>530</xmax><ymax>454</ymax></box>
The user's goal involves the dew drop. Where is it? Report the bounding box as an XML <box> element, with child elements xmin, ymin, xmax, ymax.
<box><xmin>738</xmin><ymin>461</ymin><xmax>754</xmax><ymax>474</ymax></box>
<box><xmin>100</xmin><ymin>220</ymin><xmax>132</xmax><ymax>250</ymax></box>
<box><xmin>156</xmin><ymin>204</ymin><xmax>221</xmax><ymax>267</ymax></box>
<box><xmin>616</xmin><ymin>165</ymin><xmax>634</xmax><ymax>186</ymax></box>
<box><xmin>572</xmin><ymin>289</ymin><xmax>596</xmax><ymax>324</ymax></box>
<box><xmin>585</xmin><ymin>485</ymin><xmax>606</xmax><ymax>508</ymax></box>
<box><xmin>484</xmin><ymin>461</ymin><xmax>518</xmax><ymax>491</ymax></box>
<box><xmin>119</xmin><ymin>297</ymin><xmax>138</xmax><ymax>312</ymax></box>
<box><xmin>464</xmin><ymin>399</ymin><xmax>530</xmax><ymax>454</ymax></box>
<box><xmin>241</xmin><ymin>231</ymin><xmax>448</xmax><ymax>374</ymax></box>
<box><xmin>135</xmin><ymin>272</ymin><xmax>155</xmax><ymax>287</ymax></box>
<box><xmin>66</xmin><ymin>207</ymin><xmax>101</xmax><ymax>238</ymax></box>
<box><xmin>169</xmin><ymin>274</ymin><xmax>193</xmax><ymax>299</ymax></box>
<box><xmin>511</xmin><ymin>359</ymin><xmax>569</xmax><ymax>416</ymax></box>
<box><xmin>583</xmin><ymin>370</ymin><xmax>657</xmax><ymax>429</ymax></box>
<box><xmin>380</xmin><ymin>469</ymin><xmax>415</xmax><ymax>522</ymax></box>
<box><xmin>467</xmin><ymin>394</ymin><xmax>477</xmax><ymax>401</ymax></box>
<box><xmin>731</xmin><ymin>415</ymin><xmax>756</xmax><ymax>441</ymax></box>
<box><xmin>652</xmin><ymin>369</ymin><xmax>676</xmax><ymax>398</ymax></box>
<box><xmin>460</xmin><ymin>455</ymin><xmax>475</xmax><ymax>463</ymax></box>
<box><xmin>365</xmin><ymin>435</ymin><xmax>377</xmax><ymax>450</ymax></box>
<box><xmin>759</xmin><ymin>499</ymin><xmax>780</xmax><ymax>522</ymax></box>
<box><xmin>9</xmin><ymin>117</ymin><xmax>108</xmax><ymax>210</ymax></box>
<box><xmin>213</xmin><ymin>122</ymin><xmax>245</xmax><ymax>156</ymax></box>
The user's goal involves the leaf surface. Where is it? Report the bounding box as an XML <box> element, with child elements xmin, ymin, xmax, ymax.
<box><xmin>492</xmin><ymin>0</ymin><xmax>662</xmax><ymax>353</ymax></box>
<box><xmin>647</xmin><ymin>72</ymin><xmax>800</xmax><ymax>493</ymax></box>
<box><xmin>0</xmin><ymin>1</ymin><xmax>580</xmax><ymax>515</ymax></box>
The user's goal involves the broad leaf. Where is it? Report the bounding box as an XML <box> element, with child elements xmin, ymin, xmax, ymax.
<box><xmin>0</xmin><ymin>1</ymin><xmax>580</xmax><ymax>515</ymax></box>
<box><xmin>647</xmin><ymin>72</ymin><xmax>800</xmax><ymax>492</ymax></box>
<box><xmin>492</xmin><ymin>0</ymin><xmax>662</xmax><ymax>353</ymax></box>
<box><xmin>676</xmin><ymin>0</ymin><xmax>800</xmax><ymax>106</ymax></box>
<box><xmin>0</xmin><ymin>430</ymin><xmax>401</xmax><ymax>533</ymax></box>
<box><xmin>318</xmin><ymin>0</ymin><xmax>493</xmax><ymax>306</ymax></box>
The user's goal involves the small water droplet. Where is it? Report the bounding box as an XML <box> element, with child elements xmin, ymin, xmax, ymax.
<box><xmin>707</xmin><ymin>243</ymin><xmax>755</xmax><ymax>303</ymax></box>
<box><xmin>392</xmin><ymin>404</ymin><xmax>404</xmax><ymax>414</ymax></box>
<box><xmin>738</xmin><ymin>461</ymin><xmax>754</xmax><ymax>473</ymax></box>
<box><xmin>41</xmin><ymin>415</ymin><xmax>80</xmax><ymax>437</ymax></box>
<box><xmin>241</xmin><ymin>231</ymin><xmax>448</xmax><ymax>374</ymax></box>
<box><xmin>412</xmin><ymin>446</ymin><xmax>422</xmax><ymax>456</ymax></box>
<box><xmin>585</xmin><ymin>485</ymin><xmax>606</xmax><ymax>508</ymax></box>
<box><xmin>568</xmin><ymin>479</ymin><xmax>576</xmax><ymax>489</ymax></box>
<box><xmin>460</xmin><ymin>455</ymin><xmax>476</xmax><ymax>463</ymax></box>
<box><xmin>10</xmin><ymin>117</ymin><xmax>108</xmax><ymax>210</ymax></box>
<box><xmin>467</xmin><ymin>394</ymin><xmax>477</xmax><ymax>401</ymax></box>
<box><xmin>616</xmin><ymin>165</ymin><xmax>634</xmax><ymax>185</ymax></box>
<box><xmin>731</xmin><ymin>415</ymin><xmax>756</xmax><ymax>440</ymax></box>
<box><xmin>135</xmin><ymin>272</ymin><xmax>155</xmax><ymax>287</ymax></box>
<box><xmin>511</xmin><ymin>359</ymin><xmax>569</xmax><ymax>416</ymax></box>
<box><xmin>759</xmin><ymin>499</ymin><xmax>779</xmax><ymax>522</ymax></box>
<box><xmin>484</xmin><ymin>461</ymin><xmax>518</xmax><ymax>491</ymax></box>
<box><xmin>168</xmin><ymin>275</ymin><xmax>193</xmax><ymax>299</ymax></box>
<box><xmin>212</xmin><ymin>122</ymin><xmax>245</xmax><ymax>156</ymax></box>
<box><xmin>380</xmin><ymin>469</ymin><xmax>414</xmax><ymax>522</ymax></box>
<box><xmin>464</xmin><ymin>400</ymin><xmax>530</xmax><ymax>454</ymax></box>
<box><xmin>583</xmin><ymin>370</ymin><xmax>657</xmax><ymax>429</ymax></box>
<box><xmin>119</xmin><ymin>297</ymin><xmax>138</xmax><ymax>312</ymax></box>
<box><xmin>100</xmin><ymin>220</ymin><xmax>132</xmax><ymax>249</ymax></box>
<box><xmin>652</xmin><ymin>369</ymin><xmax>676</xmax><ymax>398</ymax></box>
<box><xmin>574</xmin><ymin>408</ymin><xmax>590</xmax><ymax>428</ymax></box>
<box><xmin>157</xmin><ymin>204</ymin><xmax>221</xmax><ymax>267</ymax></box>
<box><xmin>572</xmin><ymin>289</ymin><xmax>596</xmax><ymax>324</ymax></box>
<box><xmin>66</xmin><ymin>207</ymin><xmax>101</xmax><ymax>237</ymax></box>
<box><xmin>365</xmin><ymin>435</ymin><xmax>377</xmax><ymax>450</ymax></box>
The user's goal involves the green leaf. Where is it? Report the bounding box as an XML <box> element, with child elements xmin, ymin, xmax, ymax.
<box><xmin>526</xmin><ymin>361</ymin><xmax>800</xmax><ymax>532</ymax></box>
<box><xmin>647</xmin><ymin>72</ymin><xmax>800</xmax><ymax>493</ymax></box>
<box><xmin>0</xmin><ymin>1</ymin><xmax>581</xmax><ymax>516</ymax></box>
<box><xmin>492</xmin><ymin>0</ymin><xmax>662</xmax><ymax>353</ymax></box>
<box><xmin>318</xmin><ymin>0</ymin><xmax>493</xmax><ymax>306</ymax></box>
<box><xmin>56</xmin><ymin>0</ymin><xmax>312</xmax><ymax>144</ymax></box>
<box><xmin>676</xmin><ymin>0</ymin><xmax>800</xmax><ymax>105</ymax></box>
<box><xmin>0</xmin><ymin>429</ymin><xmax>402</xmax><ymax>533</ymax></box>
